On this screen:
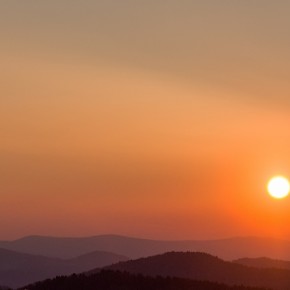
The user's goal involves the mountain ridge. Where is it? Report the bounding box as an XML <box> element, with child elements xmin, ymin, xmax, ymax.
<box><xmin>20</xmin><ymin>269</ymin><xmax>269</xmax><ymax>290</ymax></box>
<box><xmin>104</xmin><ymin>251</ymin><xmax>290</xmax><ymax>290</ymax></box>
<box><xmin>234</xmin><ymin>257</ymin><xmax>290</xmax><ymax>270</ymax></box>
<box><xmin>1</xmin><ymin>235</ymin><xmax>290</xmax><ymax>260</ymax></box>
<box><xmin>0</xmin><ymin>247</ymin><xmax>127</xmax><ymax>288</ymax></box>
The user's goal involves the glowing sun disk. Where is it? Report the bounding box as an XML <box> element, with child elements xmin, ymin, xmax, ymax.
<box><xmin>267</xmin><ymin>176</ymin><xmax>290</xmax><ymax>199</ymax></box>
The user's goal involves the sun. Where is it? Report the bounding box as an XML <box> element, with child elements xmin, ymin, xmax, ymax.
<box><xmin>267</xmin><ymin>176</ymin><xmax>290</xmax><ymax>199</ymax></box>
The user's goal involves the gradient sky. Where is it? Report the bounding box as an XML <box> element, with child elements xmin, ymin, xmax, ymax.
<box><xmin>1</xmin><ymin>1</ymin><xmax>290</xmax><ymax>240</ymax></box>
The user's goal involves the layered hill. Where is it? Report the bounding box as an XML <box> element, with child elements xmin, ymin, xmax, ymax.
<box><xmin>68</xmin><ymin>250</ymin><xmax>127</xmax><ymax>270</ymax></box>
<box><xmin>105</xmin><ymin>252</ymin><xmax>290</xmax><ymax>290</ymax></box>
<box><xmin>0</xmin><ymin>248</ymin><xmax>127</xmax><ymax>288</ymax></box>
<box><xmin>234</xmin><ymin>257</ymin><xmax>290</xmax><ymax>270</ymax></box>
<box><xmin>1</xmin><ymin>235</ymin><xmax>290</xmax><ymax>260</ymax></box>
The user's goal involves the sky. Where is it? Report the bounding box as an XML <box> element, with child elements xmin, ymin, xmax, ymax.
<box><xmin>1</xmin><ymin>1</ymin><xmax>290</xmax><ymax>240</ymax></box>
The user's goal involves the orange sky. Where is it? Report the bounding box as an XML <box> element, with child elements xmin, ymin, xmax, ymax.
<box><xmin>1</xmin><ymin>1</ymin><xmax>290</xmax><ymax>240</ymax></box>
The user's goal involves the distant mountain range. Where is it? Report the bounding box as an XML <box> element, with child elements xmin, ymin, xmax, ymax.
<box><xmin>0</xmin><ymin>248</ymin><xmax>127</xmax><ymax>288</ymax></box>
<box><xmin>104</xmin><ymin>252</ymin><xmax>290</xmax><ymax>290</ymax></box>
<box><xmin>1</xmin><ymin>235</ymin><xmax>290</xmax><ymax>260</ymax></box>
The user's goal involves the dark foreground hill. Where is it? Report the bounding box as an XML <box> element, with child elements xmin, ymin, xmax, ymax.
<box><xmin>234</xmin><ymin>257</ymin><xmax>290</xmax><ymax>270</ymax></box>
<box><xmin>1</xmin><ymin>235</ymin><xmax>290</xmax><ymax>260</ymax></box>
<box><xmin>105</xmin><ymin>252</ymin><xmax>290</xmax><ymax>290</ymax></box>
<box><xmin>19</xmin><ymin>270</ymin><xmax>267</xmax><ymax>290</ymax></box>
<box><xmin>0</xmin><ymin>248</ymin><xmax>127</xmax><ymax>288</ymax></box>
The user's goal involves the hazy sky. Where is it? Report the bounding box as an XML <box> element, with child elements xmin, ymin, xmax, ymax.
<box><xmin>1</xmin><ymin>1</ymin><xmax>290</xmax><ymax>240</ymax></box>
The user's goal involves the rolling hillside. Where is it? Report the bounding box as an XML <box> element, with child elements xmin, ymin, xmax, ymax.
<box><xmin>105</xmin><ymin>252</ymin><xmax>290</xmax><ymax>290</ymax></box>
<box><xmin>20</xmin><ymin>270</ymin><xmax>268</xmax><ymax>290</ymax></box>
<box><xmin>1</xmin><ymin>235</ymin><xmax>290</xmax><ymax>260</ymax></box>
<box><xmin>0</xmin><ymin>248</ymin><xmax>127</xmax><ymax>288</ymax></box>
<box><xmin>234</xmin><ymin>257</ymin><xmax>290</xmax><ymax>270</ymax></box>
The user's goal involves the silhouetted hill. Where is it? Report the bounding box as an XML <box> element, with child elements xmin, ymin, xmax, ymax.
<box><xmin>0</xmin><ymin>248</ymin><xmax>127</xmax><ymax>288</ymax></box>
<box><xmin>0</xmin><ymin>248</ymin><xmax>73</xmax><ymax>288</ymax></box>
<box><xmin>1</xmin><ymin>235</ymin><xmax>290</xmax><ymax>260</ymax></box>
<box><xmin>104</xmin><ymin>252</ymin><xmax>290</xmax><ymax>290</ymax></box>
<box><xmin>19</xmin><ymin>270</ymin><xmax>268</xmax><ymax>290</ymax></box>
<box><xmin>234</xmin><ymin>257</ymin><xmax>290</xmax><ymax>270</ymax></box>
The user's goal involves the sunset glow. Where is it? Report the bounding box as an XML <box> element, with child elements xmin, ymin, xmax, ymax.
<box><xmin>1</xmin><ymin>1</ymin><xmax>290</xmax><ymax>241</ymax></box>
